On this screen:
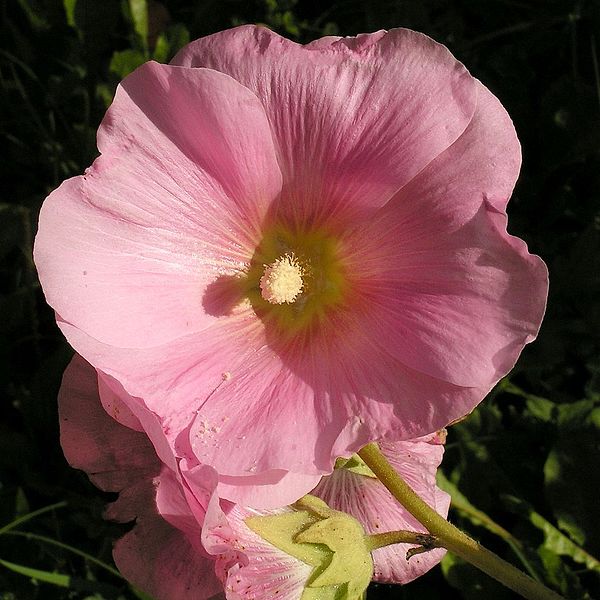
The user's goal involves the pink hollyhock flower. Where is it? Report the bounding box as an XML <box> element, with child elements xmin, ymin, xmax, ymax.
<box><xmin>36</xmin><ymin>25</ymin><xmax>548</xmax><ymax>497</ymax></box>
<box><xmin>312</xmin><ymin>436</ymin><xmax>450</xmax><ymax>583</ymax></box>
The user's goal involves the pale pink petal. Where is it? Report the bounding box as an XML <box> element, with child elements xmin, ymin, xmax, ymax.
<box><xmin>173</xmin><ymin>26</ymin><xmax>477</xmax><ymax>224</ymax></box>
<box><xmin>97</xmin><ymin>375</ymin><xmax>143</xmax><ymax>432</ymax></box>
<box><xmin>202</xmin><ymin>496</ymin><xmax>312</xmax><ymax>600</ymax></box>
<box><xmin>98</xmin><ymin>346</ymin><xmax>322</xmax><ymax>508</ymax></box>
<box><xmin>217</xmin><ymin>470</ymin><xmax>322</xmax><ymax>511</ymax></box>
<box><xmin>57</xmin><ymin>316</ymin><xmax>321</xmax><ymax>477</ymax></box>
<box><xmin>186</xmin><ymin>342</ymin><xmax>333</xmax><ymax>477</ymax></box>
<box><xmin>154</xmin><ymin>465</ymin><xmax>211</xmax><ymax>557</ymax></box>
<box><xmin>312</xmin><ymin>437</ymin><xmax>450</xmax><ymax>583</ymax></box>
<box><xmin>35</xmin><ymin>61</ymin><xmax>282</xmax><ymax>349</ymax></box>
<box><xmin>59</xmin><ymin>313</ymin><xmax>354</xmax><ymax>478</ymax></box>
<box><xmin>58</xmin><ymin>310</ymin><xmax>487</xmax><ymax>484</ymax></box>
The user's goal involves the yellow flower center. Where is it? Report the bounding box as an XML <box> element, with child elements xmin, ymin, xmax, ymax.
<box><xmin>244</xmin><ymin>224</ymin><xmax>348</xmax><ymax>335</ymax></box>
<box><xmin>260</xmin><ymin>253</ymin><xmax>304</xmax><ymax>304</ymax></box>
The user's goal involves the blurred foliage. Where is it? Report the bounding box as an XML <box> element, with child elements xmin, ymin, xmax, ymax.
<box><xmin>1</xmin><ymin>0</ymin><xmax>599</xmax><ymax>598</ymax></box>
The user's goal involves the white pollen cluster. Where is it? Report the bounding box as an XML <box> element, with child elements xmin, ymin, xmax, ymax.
<box><xmin>259</xmin><ymin>253</ymin><xmax>304</xmax><ymax>304</ymax></box>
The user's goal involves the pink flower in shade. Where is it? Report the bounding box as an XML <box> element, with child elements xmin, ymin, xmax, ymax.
<box><xmin>36</xmin><ymin>25</ymin><xmax>548</xmax><ymax>502</ymax></box>
<box><xmin>312</xmin><ymin>436</ymin><xmax>450</xmax><ymax>583</ymax></box>
<box><xmin>58</xmin><ymin>355</ymin><xmax>223</xmax><ymax>600</ymax></box>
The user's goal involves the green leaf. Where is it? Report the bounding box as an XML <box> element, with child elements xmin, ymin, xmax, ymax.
<box><xmin>152</xmin><ymin>33</ymin><xmax>169</xmax><ymax>63</ymax></box>
<box><xmin>166</xmin><ymin>23</ymin><xmax>190</xmax><ymax>55</ymax></box>
<box><xmin>109</xmin><ymin>49</ymin><xmax>146</xmax><ymax>79</ymax></box>
<box><xmin>16</xmin><ymin>0</ymin><xmax>49</xmax><ymax>30</ymax></box>
<box><xmin>96</xmin><ymin>82</ymin><xmax>117</xmax><ymax>108</ymax></box>
<box><xmin>13</xmin><ymin>488</ymin><xmax>29</xmax><ymax>517</ymax></box>
<box><xmin>545</xmin><ymin>402</ymin><xmax>600</xmax><ymax>554</ymax></box>
<box><xmin>499</xmin><ymin>380</ymin><xmax>555</xmax><ymax>422</ymax></box>
<box><xmin>128</xmin><ymin>0</ymin><xmax>148</xmax><ymax>51</ymax></box>
<box><xmin>63</xmin><ymin>0</ymin><xmax>78</xmax><ymax>27</ymax></box>
<box><xmin>525</xmin><ymin>396</ymin><xmax>557</xmax><ymax>423</ymax></box>
<box><xmin>441</xmin><ymin>553</ymin><xmax>512</xmax><ymax>600</ymax></box>
<box><xmin>530</xmin><ymin>511</ymin><xmax>599</xmax><ymax>571</ymax></box>
<box><xmin>556</xmin><ymin>399</ymin><xmax>597</xmax><ymax>430</ymax></box>
<box><xmin>437</xmin><ymin>471</ymin><xmax>544</xmax><ymax>582</ymax></box>
<box><xmin>131</xmin><ymin>587</ymin><xmax>154</xmax><ymax>600</ymax></box>
<box><xmin>0</xmin><ymin>558</ymin><xmax>70</xmax><ymax>587</ymax></box>
<box><xmin>5</xmin><ymin>531</ymin><xmax>122</xmax><ymax>578</ymax></box>
<box><xmin>537</xmin><ymin>547</ymin><xmax>590</xmax><ymax>599</ymax></box>
<box><xmin>438</xmin><ymin>471</ymin><xmax>510</xmax><ymax>539</ymax></box>
<box><xmin>585</xmin><ymin>357</ymin><xmax>600</xmax><ymax>401</ymax></box>
<box><xmin>281</xmin><ymin>11</ymin><xmax>300</xmax><ymax>37</ymax></box>
<box><xmin>0</xmin><ymin>502</ymin><xmax>67</xmax><ymax>536</ymax></box>
<box><xmin>502</xmin><ymin>495</ymin><xmax>600</xmax><ymax>573</ymax></box>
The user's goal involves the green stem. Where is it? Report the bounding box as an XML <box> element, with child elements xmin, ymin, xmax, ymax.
<box><xmin>358</xmin><ymin>443</ymin><xmax>563</xmax><ymax>600</ymax></box>
<box><xmin>366</xmin><ymin>530</ymin><xmax>438</xmax><ymax>552</ymax></box>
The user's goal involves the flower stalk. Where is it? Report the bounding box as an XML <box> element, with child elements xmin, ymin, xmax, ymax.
<box><xmin>358</xmin><ymin>443</ymin><xmax>564</xmax><ymax>600</ymax></box>
<box><xmin>366</xmin><ymin>530</ymin><xmax>439</xmax><ymax>553</ymax></box>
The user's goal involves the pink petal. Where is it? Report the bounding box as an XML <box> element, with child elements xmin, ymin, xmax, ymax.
<box><xmin>202</xmin><ymin>497</ymin><xmax>312</xmax><ymax>600</ymax></box>
<box><xmin>312</xmin><ymin>437</ymin><xmax>450</xmax><ymax>583</ymax></box>
<box><xmin>58</xmin><ymin>355</ymin><xmax>159</xmax><ymax>492</ymax></box>
<box><xmin>35</xmin><ymin>61</ymin><xmax>282</xmax><ymax>349</ymax></box>
<box><xmin>357</xmin><ymin>205</ymin><xmax>547</xmax><ymax>389</ymax></box>
<box><xmin>58</xmin><ymin>307</ymin><xmax>486</xmax><ymax>485</ymax></box>
<box><xmin>97</xmin><ymin>371</ymin><xmax>179</xmax><ymax>472</ymax></box>
<box><xmin>56</xmin><ymin>316</ymin><xmax>315</xmax><ymax>475</ymax></box>
<box><xmin>154</xmin><ymin>465</ymin><xmax>212</xmax><ymax>557</ymax></box>
<box><xmin>217</xmin><ymin>470</ymin><xmax>322</xmax><ymax>511</ymax></box>
<box><xmin>173</xmin><ymin>26</ymin><xmax>477</xmax><ymax>225</ymax></box>
<box><xmin>344</xmin><ymin>82</ymin><xmax>547</xmax><ymax>389</ymax></box>
<box><xmin>98</xmin><ymin>343</ymin><xmax>322</xmax><ymax>508</ymax></box>
<box><xmin>59</xmin><ymin>356</ymin><xmax>223</xmax><ymax>599</ymax></box>
<box><xmin>46</xmin><ymin>32</ymin><xmax>547</xmax><ymax>491</ymax></box>
<box><xmin>98</xmin><ymin>375</ymin><xmax>143</xmax><ymax>432</ymax></box>
<box><xmin>111</xmin><ymin>473</ymin><xmax>223</xmax><ymax>600</ymax></box>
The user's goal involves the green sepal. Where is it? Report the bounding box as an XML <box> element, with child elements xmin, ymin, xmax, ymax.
<box><xmin>245</xmin><ymin>507</ymin><xmax>330</xmax><ymax>568</ymax></box>
<box><xmin>335</xmin><ymin>454</ymin><xmax>377</xmax><ymax>478</ymax></box>
<box><xmin>245</xmin><ymin>495</ymin><xmax>373</xmax><ymax>600</ymax></box>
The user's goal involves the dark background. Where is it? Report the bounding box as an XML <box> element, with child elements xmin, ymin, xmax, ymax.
<box><xmin>1</xmin><ymin>0</ymin><xmax>599</xmax><ymax>598</ymax></box>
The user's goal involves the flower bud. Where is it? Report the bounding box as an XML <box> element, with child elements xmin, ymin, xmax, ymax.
<box><xmin>245</xmin><ymin>495</ymin><xmax>373</xmax><ymax>600</ymax></box>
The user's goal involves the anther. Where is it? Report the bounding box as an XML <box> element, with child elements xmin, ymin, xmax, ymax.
<box><xmin>259</xmin><ymin>253</ymin><xmax>304</xmax><ymax>304</ymax></box>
